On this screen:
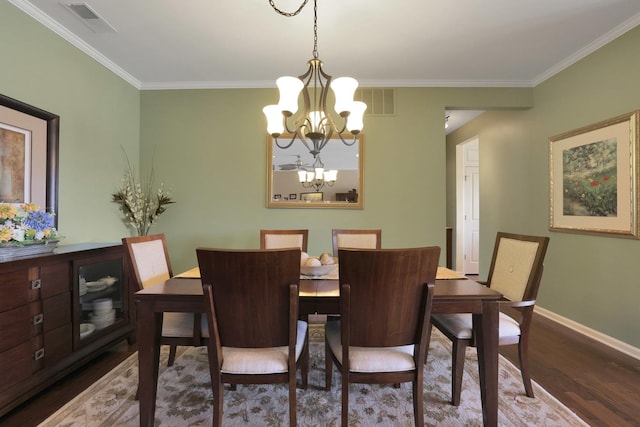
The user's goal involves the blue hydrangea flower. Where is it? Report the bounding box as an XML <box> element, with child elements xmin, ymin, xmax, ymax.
<box><xmin>23</xmin><ymin>211</ymin><xmax>54</xmax><ymax>232</ymax></box>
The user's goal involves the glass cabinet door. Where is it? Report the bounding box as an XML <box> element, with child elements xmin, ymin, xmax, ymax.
<box><xmin>76</xmin><ymin>256</ymin><xmax>125</xmax><ymax>344</ymax></box>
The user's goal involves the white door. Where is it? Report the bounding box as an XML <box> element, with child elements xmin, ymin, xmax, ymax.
<box><xmin>463</xmin><ymin>165</ymin><xmax>479</xmax><ymax>274</ymax></box>
<box><xmin>456</xmin><ymin>138</ymin><xmax>479</xmax><ymax>274</ymax></box>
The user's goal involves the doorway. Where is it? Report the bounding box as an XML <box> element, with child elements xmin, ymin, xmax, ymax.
<box><xmin>455</xmin><ymin>137</ymin><xmax>479</xmax><ymax>274</ymax></box>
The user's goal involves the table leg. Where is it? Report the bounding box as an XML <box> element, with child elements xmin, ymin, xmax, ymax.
<box><xmin>473</xmin><ymin>300</ymin><xmax>499</xmax><ymax>427</ymax></box>
<box><xmin>137</xmin><ymin>301</ymin><xmax>162</xmax><ymax>427</ymax></box>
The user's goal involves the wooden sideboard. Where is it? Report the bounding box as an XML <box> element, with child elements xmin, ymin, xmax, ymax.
<box><xmin>0</xmin><ymin>242</ymin><xmax>135</xmax><ymax>418</ymax></box>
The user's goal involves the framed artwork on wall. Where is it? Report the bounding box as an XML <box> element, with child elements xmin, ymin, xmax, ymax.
<box><xmin>549</xmin><ymin>110</ymin><xmax>639</xmax><ymax>238</ymax></box>
<box><xmin>0</xmin><ymin>94</ymin><xmax>59</xmax><ymax>225</ymax></box>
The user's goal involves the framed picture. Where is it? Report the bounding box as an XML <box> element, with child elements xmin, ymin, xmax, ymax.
<box><xmin>289</xmin><ymin>193</ymin><xmax>297</xmax><ymax>200</ymax></box>
<box><xmin>549</xmin><ymin>110</ymin><xmax>639</xmax><ymax>238</ymax></box>
<box><xmin>0</xmin><ymin>94</ymin><xmax>59</xmax><ymax>225</ymax></box>
<box><xmin>301</xmin><ymin>192</ymin><xmax>323</xmax><ymax>202</ymax></box>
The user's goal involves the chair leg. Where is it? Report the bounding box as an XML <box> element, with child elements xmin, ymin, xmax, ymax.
<box><xmin>206</xmin><ymin>350</ymin><xmax>224</xmax><ymax>427</ymax></box>
<box><xmin>212</xmin><ymin>379</ymin><xmax>224</xmax><ymax>427</ymax></box>
<box><xmin>518</xmin><ymin>338</ymin><xmax>535</xmax><ymax>398</ymax></box>
<box><xmin>301</xmin><ymin>330</ymin><xmax>309</xmax><ymax>389</ymax></box>
<box><xmin>451</xmin><ymin>339</ymin><xmax>468</xmax><ymax>406</ymax></box>
<box><xmin>289</xmin><ymin>371</ymin><xmax>297</xmax><ymax>426</ymax></box>
<box><xmin>413</xmin><ymin>374</ymin><xmax>424</xmax><ymax>427</ymax></box>
<box><xmin>341</xmin><ymin>372</ymin><xmax>349</xmax><ymax>427</ymax></box>
<box><xmin>325</xmin><ymin>338</ymin><xmax>333</xmax><ymax>391</ymax></box>
<box><xmin>167</xmin><ymin>345</ymin><xmax>177</xmax><ymax>366</ymax></box>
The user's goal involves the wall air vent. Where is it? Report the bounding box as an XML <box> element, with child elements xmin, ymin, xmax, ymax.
<box><xmin>62</xmin><ymin>3</ymin><xmax>117</xmax><ymax>33</ymax></box>
<box><xmin>355</xmin><ymin>88</ymin><xmax>396</xmax><ymax>116</ymax></box>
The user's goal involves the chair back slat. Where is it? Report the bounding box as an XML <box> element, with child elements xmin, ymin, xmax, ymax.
<box><xmin>332</xmin><ymin>229</ymin><xmax>381</xmax><ymax>257</ymax></box>
<box><xmin>122</xmin><ymin>234</ymin><xmax>172</xmax><ymax>290</ymax></box>
<box><xmin>260</xmin><ymin>229</ymin><xmax>309</xmax><ymax>252</ymax></box>
<box><xmin>486</xmin><ymin>233</ymin><xmax>549</xmax><ymax>302</ymax></box>
<box><xmin>338</xmin><ymin>246</ymin><xmax>440</xmax><ymax>347</ymax></box>
<box><xmin>196</xmin><ymin>248</ymin><xmax>301</xmax><ymax>348</ymax></box>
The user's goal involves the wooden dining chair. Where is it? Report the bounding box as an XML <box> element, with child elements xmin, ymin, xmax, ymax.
<box><xmin>325</xmin><ymin>246</ymin><xmax>440</xmax><ymax>427</ymax></box>
<box><xmin>260</xmin><ymin>229</ymin><xmax>309</xmax><ymax>252</ymax></box>
<box><xmin>431</xmin><ymin>232</ymin><xmax>549</xmax><ymax>405</ymax></box>
<box><xmin>122</xmin><ymin>234</ymin><xmax>206</xmax><ymax>366</ymax></box>
<box><xmin>196</xmin><ymin>248</ymin><xmax>309</xmax><ymax>427</ymax></box>
<box><xmin>331</xmin><ymin>228</ymin><xmax>381</xmax><ymax>257</ymax></box>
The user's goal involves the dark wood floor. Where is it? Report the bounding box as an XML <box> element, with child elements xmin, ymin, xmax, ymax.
<box><xmin>2</xmin><ymin>314</ymin><xmax>639</xmax><ymax>427</ymax></box>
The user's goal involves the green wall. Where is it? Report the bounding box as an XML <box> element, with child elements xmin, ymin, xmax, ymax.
<box><xmin>447</xmin><ymin>26</ymin><xmax>640</xmax><ymax>347</ymax></box>
<box><xmin>139</xmin><ymin>87</ymin><xmax>531</xmax><ymax>273</ymax></box>
<box><xmin>0</xmin><ymin>2</ymin><xmax>140</xmax><ymax>242</ymax></box>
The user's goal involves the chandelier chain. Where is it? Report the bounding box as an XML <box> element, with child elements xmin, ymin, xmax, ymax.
<box><xmin>268</xmin><ymin>0</ymin><xmax>309</xmax><ymax>17</ymax></box>
<box><xmin>268</xmin><ymin>0</ymin><xmax>318</xmax><ymax>59</ymax></box>
<box><xmin>312</xmin><ymin>0</ymin><xmax>318</xmax><ymax>59</ymax></box>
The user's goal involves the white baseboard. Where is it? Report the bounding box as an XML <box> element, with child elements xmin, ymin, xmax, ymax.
<box><xmin>535</xmin><ymin>306</ymin><xmax>640</xmax><ymax>361</ymax></box>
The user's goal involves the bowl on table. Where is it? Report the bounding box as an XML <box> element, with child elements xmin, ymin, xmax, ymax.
<box><xmin>300</xmin><ymin>259</ymin><xmax>338</xmax><ymax>277</ymax></box>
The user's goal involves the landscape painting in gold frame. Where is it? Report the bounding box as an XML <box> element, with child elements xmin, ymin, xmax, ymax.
<box><xmin>549</xmin><ymin>110</ymin><xmax>639</xmax><ymax>238</ymax></box>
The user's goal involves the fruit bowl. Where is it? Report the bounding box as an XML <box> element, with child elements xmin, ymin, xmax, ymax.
<box><xmin>301</xmin><ymin>258</ymin><xmax>338</xmax><ymax>276</ymax></box>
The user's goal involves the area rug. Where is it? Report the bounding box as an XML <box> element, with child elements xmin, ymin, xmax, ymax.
<box><xmin>39</xmin><ymin>329</ymin><xmax>587</xmax><ymax>426</ymax></box>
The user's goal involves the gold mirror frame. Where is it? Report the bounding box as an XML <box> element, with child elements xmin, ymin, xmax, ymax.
<box><xmin>267</xmin><ymin>133</ymin><xmax>364</xmax><ymax>209</ymax></box>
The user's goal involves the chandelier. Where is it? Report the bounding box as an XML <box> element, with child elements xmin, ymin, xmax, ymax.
<box><xmin>297</xmin><ymin>155</ymin><xmax>337</xmax><ymax>192</ymax></box>
<box><xmin>263</xmin><ymin>0</ymin><xmax>367</xmax><ymax>160</ymax></box>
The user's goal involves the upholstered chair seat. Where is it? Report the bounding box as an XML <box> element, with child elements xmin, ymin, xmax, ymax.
<box><xmin>325</xmin><ymin>321</ymin><xmax>415</xmax><ymax>372</ymax></box>
<box><xmin>221</xmin><ymin>320</ymin><xmax>307</xmax><ymax>374</ymax></box>
<box><xmin>161</xmin><ymin>312</ymin><xmax>209</xmax><ymax>338</ymax></box>
<box><xmin>431</xmin><ymin>311</ymin><xmax>521</xmax><ymax>341</ymax></box>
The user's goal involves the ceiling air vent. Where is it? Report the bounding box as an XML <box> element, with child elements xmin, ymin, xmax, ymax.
<box><xmin>62</xmin><ymin>3</ymin><xmax>116</xmax><ymax>33</ymax></box>
<box><xmin>355</xmin><ymin>88</ymin><xmax>396</xmax><ymax>116</ymax></box>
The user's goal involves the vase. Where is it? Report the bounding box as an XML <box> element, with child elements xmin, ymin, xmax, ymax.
<box><xmin>0</xmin><ymin>241</ymin><xmax>59</xmax><ymax>262</ymax></box>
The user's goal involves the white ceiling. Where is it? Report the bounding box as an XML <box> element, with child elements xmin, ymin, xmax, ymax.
<box><xmin>9</xmin><ymin>0</ymin><xmax>640</xmax><ymax>91</ymax></box>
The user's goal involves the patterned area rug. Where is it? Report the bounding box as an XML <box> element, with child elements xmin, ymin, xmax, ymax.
<box><xmin>39</xmin><ymin>329</ymin><xmax>587</xmax><ymax>426</ymax></box>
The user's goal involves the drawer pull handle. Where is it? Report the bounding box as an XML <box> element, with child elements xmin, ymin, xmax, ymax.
<box><xmin>34</xmin><ymin>348</ymin><xmax>45</xmax><ymax>360</ymax></box>
<box><xmin>32</xmin><ymin>314</ymin><xmax>44</xmax><ymax>325</ymax></box>
<box><xmin>30</xmin><ymin>279</ymin><xmax>42</xmax><ymax>290</ymax></box>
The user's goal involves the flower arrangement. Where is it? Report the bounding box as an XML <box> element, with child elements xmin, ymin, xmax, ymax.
<box><xmin>0</xmin><ymin>203</ymin><xmax>60</xmax><ymax>246</ymax></box>
<box><xmin>111</xmin><ymin>155</ymin><xmax>174</xmax><ymax>236</ymax></box>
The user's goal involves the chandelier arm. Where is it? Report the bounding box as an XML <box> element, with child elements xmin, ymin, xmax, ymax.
<box><xmin>274</xmin><ymin>134</ymin><xmax>297</xmax><ymax>150</ymax></box>
<box><xmin>268</xmin><ymin>0</ymin><xmax>309</xmax><ymax>17</ymax></box>
<box><xmin>314</xmin><ymin>131</ymin><xmax>333</xmax><ymax>154</ymax></box>
<box><xmin>296</xmin><ymin>130</ymin><xmax>314</xmax><ymax>154</ymax></box>
<box><xmin>335</xmin><ymin>132</ymin><xmax>359</xmax><ymax>146</ymax></box>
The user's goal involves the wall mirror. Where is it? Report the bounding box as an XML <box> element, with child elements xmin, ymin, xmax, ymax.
<box><xmin>267</xmin><ymin>133</ymin><xmax>364</xmax><ymax>209</ymax></box>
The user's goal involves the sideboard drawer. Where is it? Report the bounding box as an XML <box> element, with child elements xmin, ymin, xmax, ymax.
<box><xmin>41</xmin><ymin>262</ymin><xmax>71</xmax><ymax>299</ymax></box>
<box><xmin>0</xmin><ymin>301</ymin><xmax>42</xmax><ymax>353</ymax></box>
<box><xmin>0</xmin><ymin>267</ymin><xmax>40</xmax><ymax>313</ymax></box>
<box><xmin>0</xmin><ymin>336</ymin><xmax>44</xmax><ymax>394</ymax></box>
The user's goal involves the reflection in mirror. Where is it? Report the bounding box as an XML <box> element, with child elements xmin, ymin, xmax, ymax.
<box><xmin>267</xmin><ymin>134</ymin><xmax>364</xmax><ymax>209</ymax></box>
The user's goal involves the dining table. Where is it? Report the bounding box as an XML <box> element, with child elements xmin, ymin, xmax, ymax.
<box><xmin>135</xmin><ymin>266</ymin><xmax>501</xmax><ymax>427</ymax></box>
